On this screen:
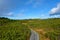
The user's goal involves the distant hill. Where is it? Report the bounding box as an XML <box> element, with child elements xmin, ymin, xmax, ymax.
<box><xmin>0</xmin><ymin>17</ymin><xmax>9</xmax><ymax>19</ymax></box>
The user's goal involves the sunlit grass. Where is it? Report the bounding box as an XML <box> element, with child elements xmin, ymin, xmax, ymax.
<box><xmin>0</xmin><ymin>18</ymin><xmax>30</xmax><ymax>40</ymax></box>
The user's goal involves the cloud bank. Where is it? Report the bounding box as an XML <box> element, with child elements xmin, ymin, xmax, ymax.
<box><xmin>0</xmin><ymin>0</ymin><xmax>22</xmax><ymax>17</ymax></box>
<box><xmin>0</xmin><ymin>0</ymin><xmax>12</xmax><ymax>16</ymax></box>
<box><xmin>50</xmin><ymin>3</ymin><xmax>60</xmax><ymax>15</ymax></box>
<box><xmin>0</xmin><ymin>0</ymin><xmax>43</xmax><ymax>17</ymax></box>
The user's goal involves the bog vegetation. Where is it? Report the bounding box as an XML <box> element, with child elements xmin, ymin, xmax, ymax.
<box><xmin>0</xmin><ymin>17</ymin><xmax>30</xmax><ymax>40</ymax></box>
<box><xmin>25</xmin><ymin>18</ymin><xmax>60</xmax><ymax>40</ymax></box>
<box><xmin>0</xmin><ymin>17</ymin><xmax>60</xmax><ymax>40</ymax></box>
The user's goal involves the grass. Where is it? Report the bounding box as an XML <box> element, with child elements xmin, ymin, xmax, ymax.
<box><xmin>0</xmin><ymin>17</ymin><xmax>60</xmax><ymax>40</ymax></box>
<box><xmin>0</xmin><ymin>17</ymin><xmax>30</xmax><ymax>40</ymax></box>
<box><xmin>24</xmin><ymin>18</ymin><xmax>60</xmax><ymax>40</ymax></box>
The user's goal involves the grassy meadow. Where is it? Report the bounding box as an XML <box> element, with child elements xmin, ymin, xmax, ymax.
<box><xmin>0</xmin><ymin>17</ymin><xmax>60</xmax><ymax>40</ymax></box>
<box><xmin>0</xmin><ymin>17</ymin><xmax>30</xmax><ymax>40</ymax></box>
<box><xmin>25</xmin><ymin>18</ymin><xmax>60</xmax><ymax>40</ymax></box>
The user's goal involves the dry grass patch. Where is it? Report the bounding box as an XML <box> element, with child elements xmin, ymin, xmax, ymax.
<box><xmin>31</xmin><ymin>28</ymin><xmax>50</xmax><ymax>40</ymax></box>
<box><xmin>33</xmin><ymin>28</ymin><xmax>46</xmax><ymax>35</ymax></box>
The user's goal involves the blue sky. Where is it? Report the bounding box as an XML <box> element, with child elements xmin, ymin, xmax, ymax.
<box><xmin>0</xmin><ymin>0</ymin><xmax>60</xmax><ymax>19</ymax></box>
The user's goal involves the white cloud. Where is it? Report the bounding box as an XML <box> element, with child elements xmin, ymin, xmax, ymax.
<box><xmin>49</xmin><ymin>3</ymin><xmax>60</xmax><ymax>15</ymax></box>
<box><xmin>7</xmin><ymin>12</ymin><xmax>13</xmax><ymax>16</ymax></box>
<box><xmin>41</xmin><ymin>14</ymin><xmax>45</xmax><ymax>17</ymax></box>
<box><xmin>0</xmin><ymin>0</ymin><xmax>13</xmax><ymax>16</ymax></box>
<box><xmin>50</xmin><ymin>15</ymin><xmax>60</xmax><ymax>18</ymax></box>
<box><xmin>0</xmin><ymin>0</ymin><xmax>22</xmax><ymax>17</ymax></box>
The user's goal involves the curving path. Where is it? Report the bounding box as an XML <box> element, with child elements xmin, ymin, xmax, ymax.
<box><xmin>30</xmin><ymin>29</ymin><xmax>39</xmax><ymax>40</ymax></box>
